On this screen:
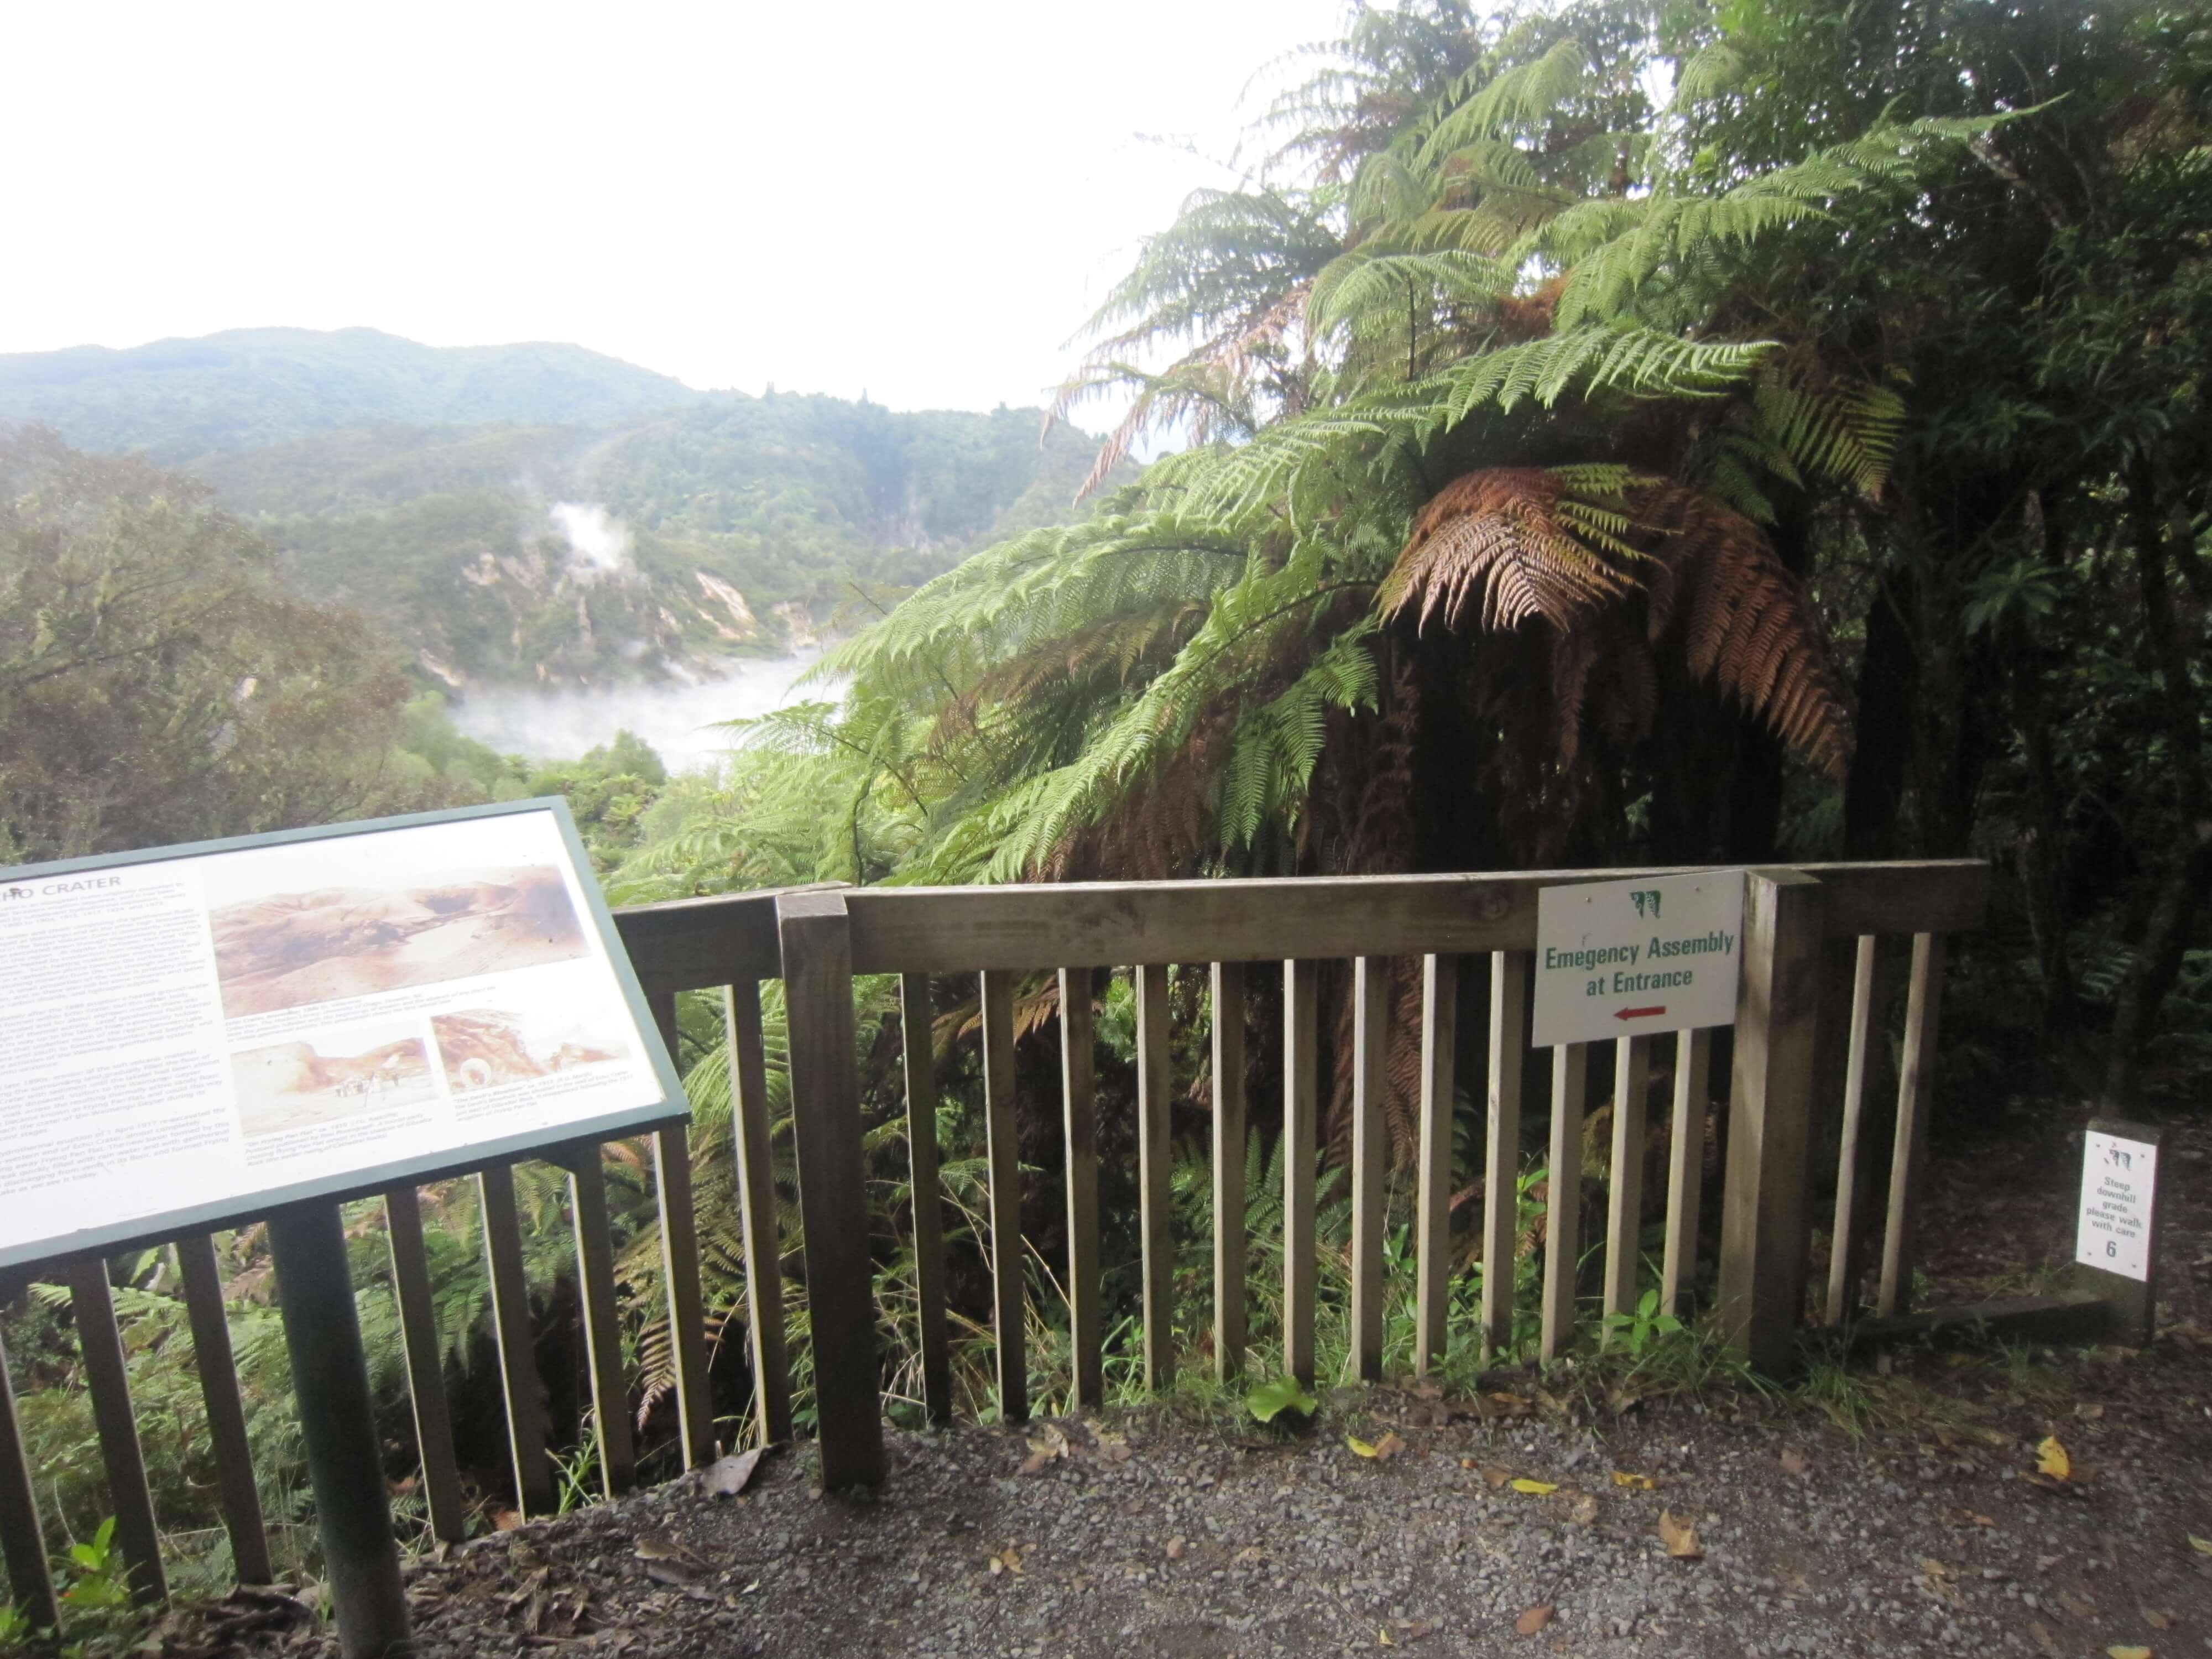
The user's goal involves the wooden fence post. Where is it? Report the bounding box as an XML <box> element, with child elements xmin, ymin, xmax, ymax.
<box><xmin>979</xmin><ymin>969</ymin><xmax>1027</xmax><ymax>1423</ymax></box>
<box><xmin>0</xmin><ymin>1329</ymin><xmax>58</xmax><ymax>1634</ymax></box>
<box><xmin>898</xmin><ymin>973</ymin><xmax>954</xmax><ymax>1425</ymax></box>
<box><xmin>176</xmin><ymin>1234</ymin><xmax>274</xmax><ymax>1583</ymax></box>
<box><xmin>1717</xmin><ymin>868</ymin><xmax>1826</xmax><ymax>1373</ymax></box>
<box><xmin>776</xmin><ymin>891</ymin><xmax>885</xmax><ymax>1490</ymax></box>
<box><xmin>66</xmin><ymin>1258</ymin><xmax>166</xmax><ymax>1604</ymax></box>
<box><xmin>1060</xmin><ymin>968</ymin><xmax>1104</xmax><ymax>1411</ymax></box>
<box><xmin>645</xmin><ymin>990</ymin><xmax>718</xmax><ymax>1471</ymax></box>
<box><xmin>1282</xmin><ymin>960</ymin><xmax>1319</xmax><ymax>1388</ymax></box>
<box><xmin>1211</xmin><ymin>960</ymin><xmax>1249</xmax><ymax>1383</ymax></box>
<box><xmin>726</xmin><ymin>978</ymin><xmax>795</xmax><ymax>1445</ymax></box>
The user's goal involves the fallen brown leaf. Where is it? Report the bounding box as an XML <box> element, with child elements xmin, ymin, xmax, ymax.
<box><xmin>1658</xmin><ymin>1511</ymin><xmax>1703</xmax><ymax>1560</ymax></box>
<box><xmin>2145</xmin><ymin>1610</ymin><xmax>2178</xmax><ymax>1630</ymax></box>
<box><xmin>1476</xmin><ymin>1463</ymin><xmax>1514</xmax><ymax>1488</ymax></box>
<box><xmin>2104</xmin><ymin>1646</ymin><xmax>2153</xmax><ymax>1659</ymax></box>
<box><xmin>1779</xmin><ymin>1449</ymin><xmax>1808</xmax><ymax>1475</ymax></box>
<box><xmin>706</xmin><ymin>1447</ymin><xmax>764</xmax><ymax>1498</ymax></box>
<box><xmin>1515</xmin><ymin>1604</ymin><xmax>1554</xmax><ymax>1635</ymax></box>
<box><xmin>1373</xmin><ymin>1431</ymin><xmax>1407</xmax><ymax>1460</ymax></box>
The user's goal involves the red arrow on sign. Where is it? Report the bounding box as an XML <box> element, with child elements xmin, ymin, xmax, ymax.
<box><xmin>1614</xmin><ymin>1005</ymin><xmax>1667</xmax><ymax>1021</ymax></box>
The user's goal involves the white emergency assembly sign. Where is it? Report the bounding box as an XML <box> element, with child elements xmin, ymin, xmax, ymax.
<box><xmin>1532</xmin><ymin>871</ymin><xmax>1746</xmax><ymax>1049</ymax></box>
<box><xmin>2076</xmin><ymin>1129</ymin><xmax>2157</xmax><ymax>1282</ymax></box>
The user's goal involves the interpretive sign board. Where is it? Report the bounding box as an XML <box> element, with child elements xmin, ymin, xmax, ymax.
<box><xmin>2077</xmin><ymin>1125</ymin><xmax>2158</xmax><ymax>1283</ymax></box>
<box><xmin>0</xmin><ymin>799</ymin><xmax>681</xmax><ymax>1270</ymax></box>
<box><xmin>1532</xmin><ymin>870</ymin><xmax>1746</xmax><ymax>1049</ymax></box>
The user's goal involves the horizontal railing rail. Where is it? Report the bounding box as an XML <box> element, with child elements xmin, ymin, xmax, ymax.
<box><xmin>6</xmin><ymin>860</ymin><xmax>2027</xmax><ymax>1624</ymax></box>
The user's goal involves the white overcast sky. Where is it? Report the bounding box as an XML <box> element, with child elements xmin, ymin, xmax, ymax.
<box><xmin>2</xmin><ymin>0</ymin><xmax>1350</xmax><ymax>414</ymax></box>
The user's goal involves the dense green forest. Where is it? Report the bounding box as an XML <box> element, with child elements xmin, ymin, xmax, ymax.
<box><xmin>5</xmin><ymin>0</ymin><xmax>2211</xmax><ymax>1631</ymax></box>
<box><xmin>0</xmin><ymin>330</ymin><xmax>1123</xmax><ymax>686</ymax></box>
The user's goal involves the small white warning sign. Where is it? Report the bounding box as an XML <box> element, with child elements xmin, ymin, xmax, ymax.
<box><xmin>1532</xmin><ymin>872</ymin><xmax>1745</xmax><ymax>1049</ymax></box>
<box><xmin>2076</xmin><ymin>1130</ymin><xmax>2157</xmax><ymax>1283</ymax></box>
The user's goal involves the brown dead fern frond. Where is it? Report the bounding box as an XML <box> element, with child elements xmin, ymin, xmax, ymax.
<box><xmin>1635</xmin><ymin>485</ymin><xmax>1855</xmax><ymax>781</ymax></box>
<box><xmin>1380</xmin><ymin>468</ymin><xmax>1637</xmax><ymax>632</ymax></box>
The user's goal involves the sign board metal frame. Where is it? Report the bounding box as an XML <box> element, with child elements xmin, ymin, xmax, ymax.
<box><xmin>0</xmin><ymin>797</ymin><xmax>685</xmax><ymax>1271</ymax></box>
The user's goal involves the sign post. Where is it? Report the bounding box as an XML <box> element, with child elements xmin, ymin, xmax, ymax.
<box><xmin>268</xmin><ymin>1201</ymin><xmax>411</xmax><ymax>1659</ymax></box>
<box><xmin>2077</xmin><ymin>1118</ymin><xmax>2162</xmax><ymax>1346</ymax></box>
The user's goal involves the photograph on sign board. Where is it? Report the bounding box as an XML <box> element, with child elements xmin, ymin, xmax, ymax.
<box><xmin>207</xmin><ymin>864</ymin><xmax>588</xmax><ymax>1018</ymax></box>
<box><xmin>432</xmin><ymin>1005</ymin><xmax>630</xmax><ymax>1094</ymax></box>
<box><xmin>230</xmin><ymin>1024</ymin><xmax>439</xmax><ymax>1137</ymax></box>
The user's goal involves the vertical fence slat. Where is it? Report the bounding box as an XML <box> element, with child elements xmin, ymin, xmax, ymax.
<box><xmin>776</xmin><ymin>891</ymin><xmax>885</xmax><ymax>1490</ymax></box>
<box><xmin>1601</xmin><ymin>1035</ymin><xmax>1654</xmax><ymax>1340</ymax></box>
<box><xmin>478</xmin><ymin>1164</ymin><xmax>555</xmax><ymax>1517</ymax></box>
<box><xmin>1879</xmin><ymin>932</ymin><xmax>1948</xmax><ymax>1319</ymax></box>
<box><xmin>1282</xmin><ymin>959</ymin><xmax>1319</xmax><ymax>1389</ymax></box>
<box><xmin>1059</xmin><ymin>967</ymin><xmax>1103</xmax><ymax>1411</ymax></box>
<box><xmin>1483</xmin><ymin>951</ymin><xmax>1531</xmax><ymax>1359</ymax></box>
<box><xmin>724</xmin><ymin>978</ymin><xmax>793</xmax><ymax>1446</ymax></box>
<box><xmin>1539</xmin><ymin>1043</ymin><xmax>1589</xmax><ymax>1363</ymax></box>
<box><xmin>1660</xmin><ymin>1027</ymin><xmax>1713</xmax><ymax>1320</ymax></box>
<box><xmin>1825</xmin><ymin>936</ymin><xmax>1881</xmax><ymax>1324</ymax></box>
<box><xmin>1211</xmin><ymin>960</ymin><xmax>1249</xmax><ymax>1383</ymax></box>
<box><xmin>566</xmin><ymin>1146</ymin><xmax>638</xmax><ymax>1497</ymax></box>
<box><xmin>0</xmin><ymin>1328</ymin><xmax>59</xmax><ymax>1632</ymax></box>
<box><xmin>979</xmin><ymin>969</ymin><xmax>1027</xmax><ymax>1425</ymax></box>
<box><xmin>1415</xmin><ymin>953</ymin><xmax>1458</xmax><ymax>1375</ymax></box>
<box><xmin>1136</xmin><ymin>961</ymin><xmax>1175</xmax><ymax>1391</ymax></box>
<box><xmin>646</xmin><ymin>989</ymin><xmax>717</xmax><ymax>1470</ymax></box>
<box><xmin>1718</xmin><ymin>869</ymin><xmax>1827</xmax><ymax>1370</ymax></box>
<box><xmin>1350</xmin><ymin>956</ymin><xmax>1390</xmax><ymax>1382</ymax></box>
<box><xmin>384</xmin><ymin>1185</ymin><xmax>466</xmax><ymax>1544</ymax></box>
<box><xmin>176</xmin><ymin>1234</ymin><xmax>273</xmax><ymax>1582</ymax></box>
<box><xmin>898</xmin><ymin>973</ymin><xmax>953</xmax><ymax>1425</ymax></box>
<box><xmin>67</xmin><ymin>1258</ymin><xmax>166</xmax><ymax>1602</ymax></box>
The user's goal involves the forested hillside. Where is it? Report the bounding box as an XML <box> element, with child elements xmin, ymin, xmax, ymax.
<box><xmin>0</xmin><ymin>331</ymin><xmax>1119</xmax><ymax>685</ymax></box>
<box><xmin>0</xmin><ymin>327</ymin><xmax>695</xmax><ymax>456</ymax></box>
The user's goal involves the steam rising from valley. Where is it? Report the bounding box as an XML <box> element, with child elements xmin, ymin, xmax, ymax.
<box><xmin>448</xmin><ymin>648</ymin><xmax>830</xmax><ymax>770</ymax></box>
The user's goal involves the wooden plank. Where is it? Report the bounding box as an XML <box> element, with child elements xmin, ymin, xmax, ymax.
<box><xmin>898</xmin><ymin>974</ymin><xmax>953</xmax><ymax>1425</ymax></box>
<box><xmin>1211</xmin><ymin>961</ymin><xmax>1249</xmax><ymax>1383</ymax></box>
<box><xmin>1877</xmin><ymin>933</ymin><xmax>1948</xmax><ymax>1319</ymax></box>
<box><xmin>837</xmin><ymin>861</ymin><xmax>1987</xmax><ymax>973</ymax></box>
<box><xmin>1482</xmin><ymin>952</ymin><xmax>1530</xmax><ymax>1359</ymax></box>
<box><xmin>1136</xmin><ymin>962</ymin><xmax>1175</xmax><ymax>1391</ymax></box>
<box><xmin>477</xmin><ymin>1164</ymin><xmax>555</xmax><ymax>1517</ymax></box>
<box><xmin>1059</xmin><ymin>968</ymin><xmax>1103</xmax><ymax>1410</ymax></box>
<box><xmin>726</xmin><ymin>979</ymin><xmax>794</xmax><ymax>1445</ymax></box>
<box><xmin>1825</xmin><ymin>937</ymin><xmax>1882</xmax><ymax>1324</ymax></box>
<box><xmin>0</xmin><ymin>1327</ymin><xmax>59</xmax><ymax>1632</ymax></box>
<box><xmin>1282</xmin><ymin>960</ymin><xmax>1319</xmax><ymax>1389</ymax></box>
<box><xmin>1717</xmin><ymin>869</ymin><xmax>1827</xmax><ymax>1372</ymax></box>
<box><xmin>1848</xmin><ymin>1292</ymin><xmax>2116</xmax><ymax>1354</ymax></box>
<box><xmin>613</xmin><ymin>885</ymin><xmax>823</xmax><ymax>995</ymax></box>
<box><xmin>1601</xmin><ymin>1035</ymin><xmax>1653</xmax><ymax>1339</ymax></box>
<box><xmin>566</xmin><ymin>1147</ymin><xmax>638</xmax><ymax>1497</ymax></box>
<box><xmin>1660</xmin><ymin>1027</ymin><xmax>1713</xmax><ymax>1321</ymax></box>
<box><xmin>775</xmin><ymin>891</ymin><xmax>884</xmax><ymax>1490</ymax></box>
<box><xmin>1414</xmin><ymin>953</ymin><xmax>1458</xmax><ymax>1375</ymax></box>
<box><xmin>384</xmin><ymin>1186</ymin><xmax>466</xmax><ymax>1544</ymax></box>
<box><xmin>176</xmin><ymin>1234</ymin><xmax>273</xmax><ymax>1583</ymax></box>
<box><xmin>979</xmin><ymin>969</ymin><xmax>1027</xmax><ymax>1424</ymax></box>
<box><xmin>67</xmin><ymin>1258</ymin><xmax>166</xmax><ymax>1603</ymax></box>
<box><xmin>1350</xmin><ymin>957</ymin><xmax>1389</xmax><ymax>1383</ymax></box>
<box><xmin>1539</xmin><ymin>1044</ymin><xmax>1589</xmax><ymax>1363</ymax></box>
<box><xmin>646</xmin><ymin>989</ymin><xmax>717</xmax><ymax>1470</ymax></box>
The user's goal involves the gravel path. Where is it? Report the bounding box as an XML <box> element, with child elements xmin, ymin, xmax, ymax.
<box><xmin>363</xmin><ymin>1345</ymin><xmax>2212</xmax><ymax>1659</ymax></box>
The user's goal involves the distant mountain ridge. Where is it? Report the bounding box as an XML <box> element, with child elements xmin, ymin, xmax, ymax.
<box><xmin>0</xmin><ymin>327</ymin><xmax>1124</xmax><ymax>690</ymax></box>
<box><xmin>0</xmin><ymin>327</ymin><xmax>702</xmax><ymax>457</ymax></box>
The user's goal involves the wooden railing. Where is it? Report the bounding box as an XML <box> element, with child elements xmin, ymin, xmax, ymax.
<box><xmin>2</xmin><ymin>860</ymin><xmax>2000</xmax><ymax>1622</ymax></box>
